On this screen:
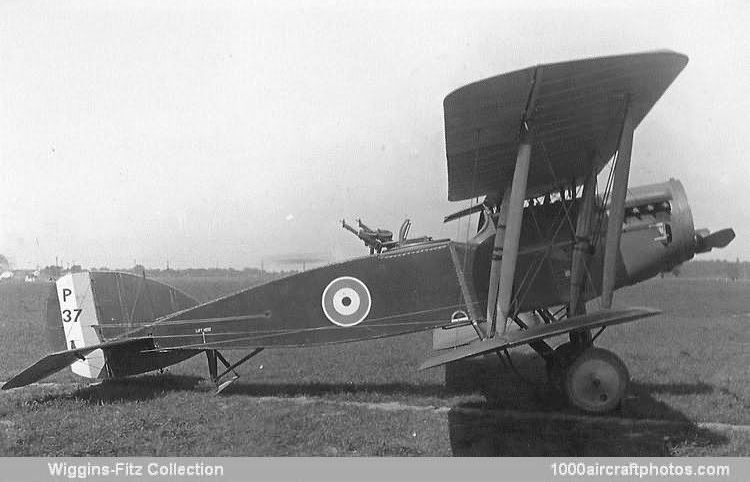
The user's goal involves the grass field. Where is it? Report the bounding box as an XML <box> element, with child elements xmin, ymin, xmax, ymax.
<box><xmin>0</xmin><ymin>276</ymin><xmax>747</xmax><ymax>456</ymax></box>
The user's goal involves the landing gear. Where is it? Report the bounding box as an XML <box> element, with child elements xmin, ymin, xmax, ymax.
<box><xmin>206</xmin><ymin>348</ymin><xmax>264</xmax><ymax>394</ymax></box>
<box><xmin>546</xmin><ymin>341</ymin><xmax>583</xmax><ymax>389</ymax></box>
<box><xmin>547</xmin><ymin>344</ymin><xmax>629</xmax><ymax>414</ymax></box>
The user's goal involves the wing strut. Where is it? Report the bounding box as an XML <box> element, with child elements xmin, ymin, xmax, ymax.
<box><xmin>489</xmin><ymin>126</ymin><xmax>533</xmax><ymax>337</ymax></box>
<box><xmin>487</xmin><ymin>66</ymin><xmax>542</xmax><ymax>337</ymax></box>
<box><xmin>485</xmin><ymin>189</ymin><xmax>510</xmax><ymax>327</ymax></box>
<box><xmin>569</xmin><ymin>166</ymin><xmax>597</xmax><ymax>315</ymax></box>
<box><xmin>601</xmin><ymin>102</ymin><xmax>634</xmax><ymax>309</ymax></box>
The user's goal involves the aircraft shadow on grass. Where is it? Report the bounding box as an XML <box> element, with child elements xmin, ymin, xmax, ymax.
<box><xmin>30</xmin><ymin>373</ymin><xmax>449</xmax><ymax>404</ymax></box>
<box><xmin>27</xmin><ymin>375</ymin><xmax>206</xmax><ymax>405</ymax></box>
<box><xmin>30</xmin><ymin>356</ymin><xmax>726</xmax><ymax>457</ymax></box>
<box><xmin>444</xmin><ymin>353</ymin><xmax>727</xmax><ymax>456</ymax></box>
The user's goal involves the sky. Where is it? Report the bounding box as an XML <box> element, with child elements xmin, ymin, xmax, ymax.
<box><xmin>1</xmin><ymin>0</ymin><xmax>748</xmax><ymax>269</ymax></box>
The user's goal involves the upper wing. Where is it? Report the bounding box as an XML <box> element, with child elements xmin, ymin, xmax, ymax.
<box><xmin>444</xmin><ymin>50</ymin><xmax>688</xmax><ymax>201</ymax></box>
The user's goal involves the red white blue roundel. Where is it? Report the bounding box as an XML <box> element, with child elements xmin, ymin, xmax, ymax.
<box><xmin>321</xmin><ymin>276</ymin><xmax>372</xmax><ymax>327</ymax></box>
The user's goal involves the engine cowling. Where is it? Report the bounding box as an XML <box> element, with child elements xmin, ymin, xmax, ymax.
<box><xmin>618</xmin><ymin>178</ymin><xmax>697</xmax><ymax>285</ymax></box>
<box><xmin>618</xmin><ymin>178</ymin><xmax>734</xmax><ymax>286</ymax></box>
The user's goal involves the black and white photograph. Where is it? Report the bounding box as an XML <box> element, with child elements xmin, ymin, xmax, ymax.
<box><xmin>0</xmin><ymin>0</ymin><xmax>747</xmax><ymax>472</ymax></box>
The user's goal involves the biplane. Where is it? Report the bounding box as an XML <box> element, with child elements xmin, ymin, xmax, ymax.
<box><xmin>4</xmin><ymin>50</ymin><xmax>735</xmax><ymax>413</ymax></box>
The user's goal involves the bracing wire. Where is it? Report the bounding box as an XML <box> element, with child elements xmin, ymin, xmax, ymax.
<box><xmin>455</xmin><ymin>128</ymin><xmax>483</xmax><ymax>312</ymax></box>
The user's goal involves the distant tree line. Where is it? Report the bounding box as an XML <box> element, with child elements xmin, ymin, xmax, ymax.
<box><xmin>670</xmin><ymin>259</ymin><xmax>745</xmax><ymax>280</ymax></box>
<box><xmin>37</xmin><ymin>264</ymin><xmax>294</xmax><ymax>280</ymax></box>
<box><xmin>124</xmin><ymin>266</ymin><xmax>292</xmax><ymax>279</ymax></box>
<box><xmin>36</xmin><ymin>259</ymin><xmax>746</xmax><ymax>281</ymax></box>
<box><xmin>0</xmin><ymin>254</ymin><xmax>9</xmax><ymax>270</ymax></box>
<box><xmin>40</xmin><ymin>264</ymin><xmax>82</xmax><ymax>278</ymax></box>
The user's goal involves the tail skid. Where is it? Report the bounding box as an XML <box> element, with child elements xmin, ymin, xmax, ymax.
<box><xmin>206</xmin><ymin>348</ymin><xmax>264</xmax><ymax>394</ymax></box>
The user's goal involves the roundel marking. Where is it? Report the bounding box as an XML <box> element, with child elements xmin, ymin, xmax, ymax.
<box><xmin>321</xmin><ymin>276</ymin><xmax>372</xmax><ymax>327</ymax></box>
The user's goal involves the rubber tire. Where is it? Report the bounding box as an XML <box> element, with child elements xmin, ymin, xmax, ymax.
<box><xmin>562</xmin><ymin>347</ymin><xmax>629</xmax><ymax>414</ymax></box>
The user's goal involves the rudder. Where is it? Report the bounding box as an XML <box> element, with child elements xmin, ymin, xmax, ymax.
<box><xmin>56</xmin><ymin>272</ymin><xmax>107</xmax><ymax>379</ymax></box>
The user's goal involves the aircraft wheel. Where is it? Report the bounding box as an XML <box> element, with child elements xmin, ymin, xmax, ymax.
<box><xmin>563</xmin><ymin>347</ymin><xmax>629</xmax><ymax>414</ymax></box>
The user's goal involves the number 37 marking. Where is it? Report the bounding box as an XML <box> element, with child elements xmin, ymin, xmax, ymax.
<box><xmin>62</xmin><ymin>309</ymin><xmax>82</xmax><ymax>322</ymax></box>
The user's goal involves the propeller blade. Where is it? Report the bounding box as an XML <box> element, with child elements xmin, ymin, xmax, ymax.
<box><xmin>703</xmin><ymin>228</ymin><xmax>736</xmax><ymax>248</ymax></box>
<box><xmin>696</xmin><ymin>228</ymin><xmax>735</xmax><ymax>253</ymax></box>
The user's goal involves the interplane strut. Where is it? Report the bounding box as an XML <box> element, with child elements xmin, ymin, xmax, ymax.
<box><xmin>491</xmin><ymin>129</ymin><xmax>532</xmax><ymax>337</ymax></box>
<box><xmin>601</xmin><ymin>102</ymin><xmax>634</xmax><ymax>309</ymax></box>
<box><xmin>485</xmin><ymin>189</ymin><xmax>510</xmax><ymax>328</ymax></box>
<box><xmin>569</xmin><ymin>168</ymin><xmax>598</xmax><ymax>316</ymax></box>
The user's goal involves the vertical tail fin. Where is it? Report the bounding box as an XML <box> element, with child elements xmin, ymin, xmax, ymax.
<box><xmin>56</xmin><ymin>272</ymin><xmax>107</xmax><ymax>379</ymax></box>
<box><xmin>54</xmin><ymin>271</ymin><xmax>200</xmax><ymax>380</ymax></box>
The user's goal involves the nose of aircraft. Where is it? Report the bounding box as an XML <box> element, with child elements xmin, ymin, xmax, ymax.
<box><xmin>618</xmin><ymin>179</ymin><xmax>735</xmax><ymax>286</ymax></box>
<box><xmin>662</xmin><ymin>178</ymin><xmax>698</xmax><ymax>267</ymax></box>
<box><xmin>636</xmin><ymin>178</ymin><xmax>737</xmax><ymax>267</ymax></box>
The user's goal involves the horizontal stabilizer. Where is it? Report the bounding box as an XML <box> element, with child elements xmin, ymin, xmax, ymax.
<box><xmin>420</xmin><ymin>307</ymin><xmax>660</xmax><ymax>370</ymax></box>
<box><xmin>2</xmin><ymin>337</ymin><xmax>150</xmax><ymax>390</ymax></box>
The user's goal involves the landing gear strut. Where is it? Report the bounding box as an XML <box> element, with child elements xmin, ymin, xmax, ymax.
<box><xmin>206</xmin><ymin>348</ymin><xmax>264</xmax><ymax>394</ymax></box>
